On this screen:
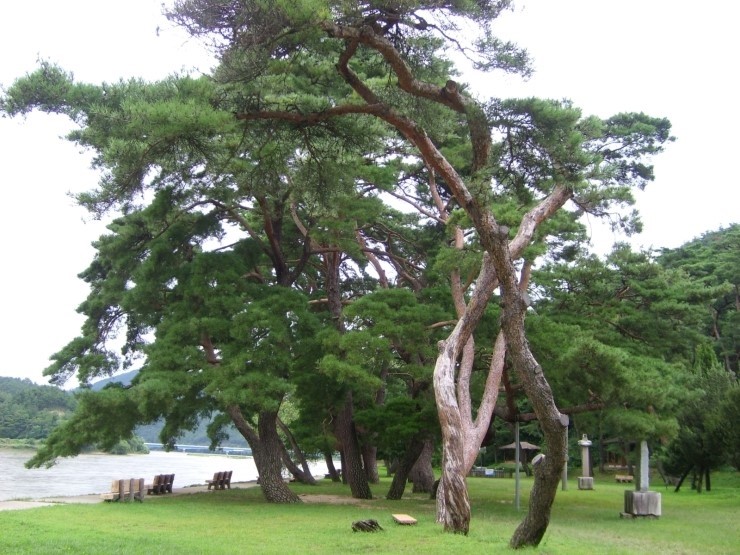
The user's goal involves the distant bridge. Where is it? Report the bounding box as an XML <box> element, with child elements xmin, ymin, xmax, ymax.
<box><xmin>144</xmin><ymin>443</ymin><xmax>252</xmax><ymax>456</ymax></box>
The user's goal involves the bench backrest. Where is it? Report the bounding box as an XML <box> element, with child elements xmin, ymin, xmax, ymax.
<box><xmin>164</xmin><ymin>474</ymin><xmax>175</xmax><ymax>492</ymax></box>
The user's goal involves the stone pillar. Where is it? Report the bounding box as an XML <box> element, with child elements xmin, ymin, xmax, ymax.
<box><xmin>577</xmin><ymin>434</ymin><xmax>593</xmax><ymax>490</ymax></box>
<box><xmin>639</xmin><ymin>440</ymin><xmax>650</xmax><ymax>492</ymax></box>
<box><xmin>622</xmin><ymin>440</ymin><xmax>662</xmax><ymax>518</ymax></box>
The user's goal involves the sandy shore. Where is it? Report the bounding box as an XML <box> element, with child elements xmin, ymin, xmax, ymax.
<box><xmin>0</xmin><ymin>481</ymin><xmax>259</xmax><ymax>512</ymax></box>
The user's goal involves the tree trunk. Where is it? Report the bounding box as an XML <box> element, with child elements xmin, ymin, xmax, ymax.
<box><xmin>277</xmin><ymin>417</ymin><xmax>317</xmax><ymax>485</ymax></box>
<box><xmin>362</xmin><ymin>444</ymin><xmax>379</xmax><ymax>484</ymax></box>
<box><xmin>598</xmin><ymin>432</ymin><xmax>605</xmax><ymax>474</ymax></box>
<box><xmin>484</xmin><ymin>230</ymin><xmax>568</xmax><ymax>549</ymax></box>
<box><xmin>434</xmin><ymin>343</ymin><xmax>471</xmax><ymax>534</ymax></box>
<box><xmin>339</xmin><ymin>449</ymin><xmax>347</xmax><ymax>484</ymax></box>
<box><xmin>335</xmin><ymin>392</ymin><xmax>372</xmax><ymax>499</ymax></box>
<box><xmin>229</xmin><ymin>407</ymin><xmax>300</xmax><ymax>503</ymax></box>
<box><xmin>386</xmin><ymin>437</ymin><xmax>425</xmax><ymax>500</ymax></box>
<box><xmin>324</xmin><ymin>450</ymin><xmax>341</xmax><ymax>482</ymax></box>
<box><xmin>674</xmin><ymin>467</ymin><xmax>692</xmax><ymax>492</ymax></box>
<box><xmin>409</xmin><ymin>438</ymin><xmax>435</xmax><ymax>494</ymax></box>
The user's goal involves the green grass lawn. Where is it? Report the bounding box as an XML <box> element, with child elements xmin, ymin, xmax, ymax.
<box><xmin>1</xmin><ymin>472</ymin><xmax>737</xmax><ymax>554</ymax></box>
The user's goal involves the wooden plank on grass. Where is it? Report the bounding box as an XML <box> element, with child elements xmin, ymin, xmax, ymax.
<box><xmin>392</xmin><ymin>514</ymin><xmax>417</xmax><ymax>525</ymax></box>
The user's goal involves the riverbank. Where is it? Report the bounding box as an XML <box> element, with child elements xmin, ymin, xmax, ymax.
<box><xmin>0</xmin><ymin>480</ymin><xmax>260</xmax><ymax>511</ymax></box>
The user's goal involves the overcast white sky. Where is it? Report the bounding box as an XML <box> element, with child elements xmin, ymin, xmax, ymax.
<box><xmin>1</xmin><ymin>1</ymin><xmax>738</xmax><ymax>385</ymax></box>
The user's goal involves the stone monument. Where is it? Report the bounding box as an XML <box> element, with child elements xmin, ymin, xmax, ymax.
<box><xmin>577</xmin><ymin>434</ymin><xmax>594</xmax><ymax>490</ymax></box>
<box><xmin>622</xmin><ymin>440</ymin><xmax>662</xmax><ymax>517</ymax></box>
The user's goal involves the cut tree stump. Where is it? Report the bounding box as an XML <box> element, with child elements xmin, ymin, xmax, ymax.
<box><xmin>392</xmin><ymin>514</ymin><xmax>417</xmax><ymax>525</ymax></box>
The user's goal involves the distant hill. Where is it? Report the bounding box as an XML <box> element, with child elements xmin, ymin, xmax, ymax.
<box><xmin>1</xmin><ymin>374</ymin><xmax>248</xmax><ymax>448</ymax></box>
<box><xmin>89</xmin><ymin>369</ymin><xmax>139</xmax><ymax>390</ymax></box>
<box><xmin>89</xmin><ymin>371</ymin><xmax>248</xmax><ymax>448</ymax></box>
<box><xmin>0</xmin><ymin>376</ymin><xmax>76</xmax><ymax>439</ymax></box>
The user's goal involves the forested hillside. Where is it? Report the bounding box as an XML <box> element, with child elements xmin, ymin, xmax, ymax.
<box><xmin>0</xmin><ymin>374</ymin><xmax>248</xmax><ymax>447</ymax></box>
<box><xmin>0</xmin><ymin>377</ymin><xmax>76</xmax><ymax>439</ymax></box>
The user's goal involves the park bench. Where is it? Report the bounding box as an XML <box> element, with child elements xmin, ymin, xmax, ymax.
<box><xmin>147</xmin><ymin>473</ymin><xmax>175</xmax><ymax>494</ymax></box>
<box><xmin>615</xmin><ymin>474</ymin><xmax>634</xmax><ymax>483</ymax></box>
<box><xmin>207</xmin><ymin>471</ymin><xmax>225</xmax><ymax>490</ymax></box>
<box><xmin>147</xmin><ymin>474</ymin><xmax>164</xmax><ymax>495</ymax></box>
<box><xmin>101</xmin><ymin>478</ymin><xmax>145</xmax><ymax>502</ymax></box>
<box><xmin>207</xmin><ymin>470</ymin><xmax>233</xmax><ymax>490</ymax></box>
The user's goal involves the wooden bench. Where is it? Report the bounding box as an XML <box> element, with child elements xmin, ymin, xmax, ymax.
<box><xmin>207</xmin><ymin>471</ymin><xmax>233</xmax><ymax>490</ymax></box>
<box><xmin>207</xmin><ymin>471</ymin><xmax>225</xmax><ymax>490</ymax></box>
<box><xmin>101</xmin><ymin>478</ymin><xmax>145</xmax><ymax>502</ymax></box>
<box><xmin>147</xmin><ymin>473</ymin><xmax>175</xmax><ymax>494</ymax></box>
<box><xmin>615</xmin><ymin>474</ymin><xmax>634</xmax><ymax>483</ymax></box>
<box><xmin>147</xmin><ymin>474</ymin><xmax>163</xmax><ymax>495</ymax></box>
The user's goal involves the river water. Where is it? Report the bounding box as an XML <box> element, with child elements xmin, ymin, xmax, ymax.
<box><xmin>0</xmin><ymin>449</ymin><xmax>329</xmax><ymax>501</ymax></box>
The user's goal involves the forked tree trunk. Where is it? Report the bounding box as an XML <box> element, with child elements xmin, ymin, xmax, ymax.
<box><xmin>229</xmin><ymin>407</ymin><xmax>301</xmax><ymax>503</ymax></box>
<box><xmin>409</xmin><ymin>439</ymin><xmax>435</xmax><ymax>493</ymax></box>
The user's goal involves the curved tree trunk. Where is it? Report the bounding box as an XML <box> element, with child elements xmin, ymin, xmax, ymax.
<box><xmin>410</xmin><ymin>438</ymin><xmax>435</xmax><ymax>494</ymax></box>
<box><xmin>324</xmin><ymin>450</ymin><xmax>341</xmax><ymax>482</ymax></box>
<box><xmin>486</xmin><ymin>233</ymin><xmax>568</xmax><ymax>549</ymax></box>
<box><xmin>386</xmin><ymin>437</ymin><xmax>425</xmax><ymax>500</ymax></box>
<box><xmin>229</xmin><ymin>407</ymin><xmax>301</xmax><ymax>503</ymax></box>
<box><xmin>277</xmin><ymin>417</ymin><xmax>317</xmax><ymax>485</ymax></box>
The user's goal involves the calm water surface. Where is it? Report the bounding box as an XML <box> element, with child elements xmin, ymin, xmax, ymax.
<box><xmin>0</xmin><ymin>449</ymin><xmax>328</xmax><ymax>501</ymax></box>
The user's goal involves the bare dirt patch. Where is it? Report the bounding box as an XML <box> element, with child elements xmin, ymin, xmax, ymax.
<box><xmin>298</xmin><ymin>493</ymin><xmax>374</xmax><ymax>508</ymax></box>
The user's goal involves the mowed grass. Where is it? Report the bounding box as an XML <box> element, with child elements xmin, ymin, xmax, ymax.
<box><xmin>1</xmin><ymin>472</ymin><xmax>737</xmax><ymax>554</ymax></box>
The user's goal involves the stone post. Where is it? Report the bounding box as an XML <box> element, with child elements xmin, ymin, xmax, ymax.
<box><xmin>577</xmin><ymin>434</ymin><xmax>593</xmax><ymax>490</ymax></box>
<box><xmin>639</xmin><ymin>439</ymin><xmax>650</xmax><ymax>492</ymax></box>
<box><xmin>622</xmin><ymin>440</ymin><xmax>662</xmax><ymax>518</ymax></box>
